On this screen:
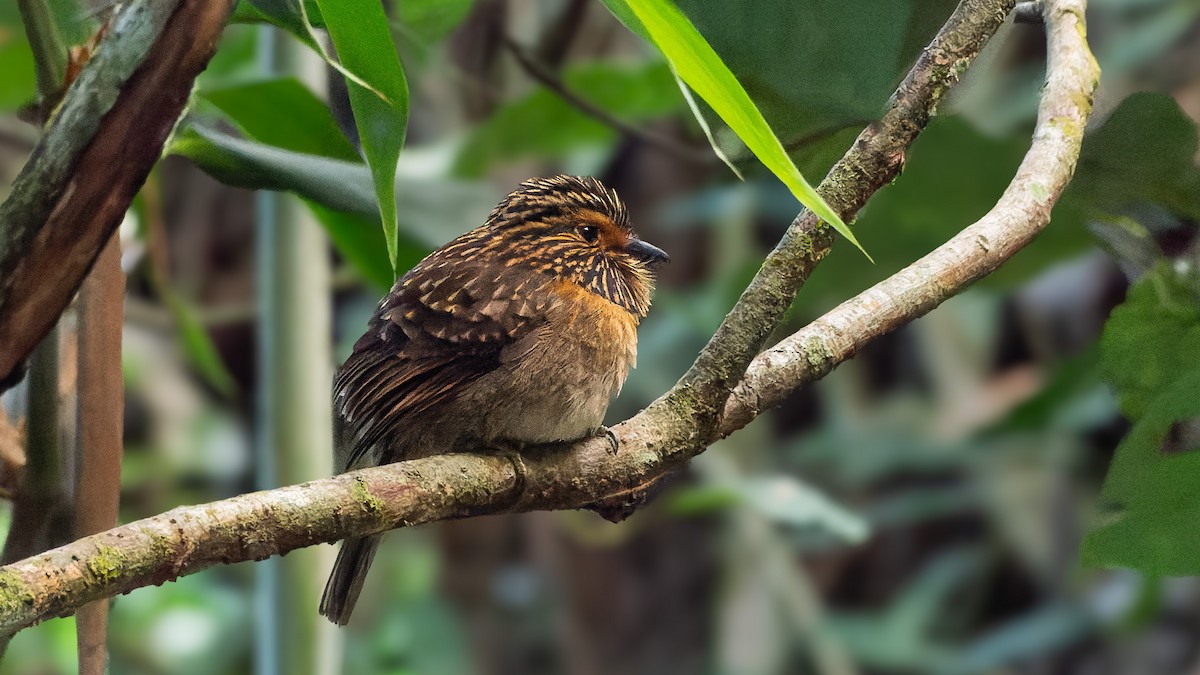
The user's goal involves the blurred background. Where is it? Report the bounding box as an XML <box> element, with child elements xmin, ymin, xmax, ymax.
<box><xmin>1</xmin><ymin>0</ymin><xmax>1199</xmax><ymax>673</ymax></box>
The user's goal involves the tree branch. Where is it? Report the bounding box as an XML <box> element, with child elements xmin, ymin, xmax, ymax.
<box><xmin>0</xmin><ymin>0</ymin><xmax>236</xmax><ymax>391</ymax></box>
<box><xmin>656</xmin><ymin>0</ymin><xmax>1017</xmax><ymax>443</ymax></box>
<box><xmin>0</xmin><ymin>0</ymin><xmax>1101</xmax><ymax>635</ymax></box>
<box><xmin>720</xmin><ymin>0</ymin><xmax>1099</xmax><ymax>435</ymax></box>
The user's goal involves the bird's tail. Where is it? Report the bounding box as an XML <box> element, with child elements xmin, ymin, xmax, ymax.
<box><xmin>319</xmin><ymin>534</ymin><xmax>381</xmax><ymax>625</ymax></box>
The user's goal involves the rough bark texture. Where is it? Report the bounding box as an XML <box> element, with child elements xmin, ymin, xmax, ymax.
<box><xmin>0</xmin><ymin>0</ymin><xmax>1099</xmax><ymax>637</ymax></box>
<box><xmin>0</xmin><ymin>0</ymin><xmax>235</xmax><ymax>390</ymax></box>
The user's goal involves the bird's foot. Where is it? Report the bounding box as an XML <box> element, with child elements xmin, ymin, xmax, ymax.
<box><xmin>597</xmin><ymin>426</ymin><xmax>619</xmax><ymax>455</ymax></box>
<box><xmin>484</xmin><ymin>440</ymin><xmax>528</xmax><ymax>505</ymax></box>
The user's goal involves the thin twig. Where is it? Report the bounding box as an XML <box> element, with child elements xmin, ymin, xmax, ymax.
<box><xmin>502</xmin><ymin>35</ymin><xmax>711</xmax><ymax>164</ymax></box>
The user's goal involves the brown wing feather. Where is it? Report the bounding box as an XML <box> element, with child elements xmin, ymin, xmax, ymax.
<box><xmin>334</xmin><ymin>255</ymin><xmax>553</xmax><ymax>470</ymax></box>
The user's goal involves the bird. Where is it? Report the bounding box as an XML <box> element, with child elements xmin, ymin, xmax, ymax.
<box><xmin>320</xmin><ymin>175</ymin><xmax>669</xmax><ymax>625</ymax></box>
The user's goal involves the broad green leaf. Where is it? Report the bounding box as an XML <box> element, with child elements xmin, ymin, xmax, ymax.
<box><xmin>170</xmin><ymin>124</ymin><xmax>392</xmax><ymax>287</ymax></box>
<box><xmin>772</xmin><ymin>118</ymin><xmax>1076</xmax><ymax>307</ymax></box>
<box><xmin>1066</xmin><ymin>93</ymin><xmax>1200</xmax><ymax>222</ymax></box>
<box><xmin>239</xmin><ymin>0</ymin><xmax>325</xmax><ymax>43</ymax></box>
<box><xmin>664</xmin><ymin>476</ymin><xmax>867</xmax><ymax>543</ymax></box>
<box><xmin>603</xmin><ymin>0</ymin><xmax>868</xmax><ymax>257</ymax></box>
<box><xmin>317</xmin><ymin>0</ymin><xmax>410</xmax><ymax>276</ymax></box>
<box><xmin>738</xmin><ymin>476</ymin><xmax>868</xmax><ymax>542</ymax></box>
<box><xmin>172</xmin><ymin>124</ymin><xmax>376</xmax><ymax>214</ymax></box>
<box><xmin>795</xmin><ymin>95</ymin><xmax>1200</xmax><ymax>308</ymax></box>
<box><xmin>1083</xmin><ymin>261</ymin><xmax>1200</xmax><ymax>573</ymax></box>
<box><xmin>171</xmin><ymin>124</ymin><xmax>503</xmax><ymax>288</ymax></box>
<box><xmin>201</xmin><ymin>77</ymin><xmax>360</xmax><ymax>161</ymax></box>
<box><xmin>1082</xmin><ymin>369</ymin><xmax>1200</xmax><ymax>574</ymax></box>
<box><xmin>305</xmin><ymin>200</ymin><xmax>403</xmax><ymax>291</ymax></box>
<box><xmin>0</xmin><ymin>25</ymin><xmax>36</xmax><ymax>111</ymax></box>
<box><xmin>160</xmin><ymin>288</ymin><xmax>238</xmax><ymax>397</ymax></box>
<box><xmin>1098</xmin><ymin>261</ymin><xmax>1200</xmax><ymax>419</ymax></box>
<box><xmin>672</xmin><ymin>0</ymin><xmax>954</xmax><ymax>139</ymax></box>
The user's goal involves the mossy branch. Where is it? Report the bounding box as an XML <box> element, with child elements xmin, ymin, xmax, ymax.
<box><xmin>0</xmin><ymin>0</ymin><xmax>1098</xmax><ymax>637</ymax></box>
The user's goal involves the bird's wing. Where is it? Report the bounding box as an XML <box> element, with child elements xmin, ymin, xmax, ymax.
<box><xmin>334</xmin><ymin>259</ymin><xmax>554</xmax><ymax>470</ymax></box>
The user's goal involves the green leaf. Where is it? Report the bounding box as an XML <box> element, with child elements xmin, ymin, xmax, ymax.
<box><xmin>304</xmin><ymin>199</ymin><xmax>400</xmax><ymax>291</ymax></box>
<box><xmin>1081</xmin><ymin>369</ymin><xmax>1200</xmax><ymax>574</ymax></box>
<box><xmin>317</xmin><ymin>0</ymin><xmax>410</xmax><ymax>276</ymax></box>
<box><xmin>172</xmin><ymin>124</ymin><xmax>377</xmax><ymax>214</ymax></box>
<box><xmin>0</xmin><ymin>13</ymin><xmax>37</xmax><ymax>111</ymax></box>
<box><xmin>672</xmin><ymin>0</ymin><xmax>955</xmax><ymax>139</ymax></box>
<box><xmin>1083</xmin><ymin>261</ymin><xmax>1200</xmax><ymax>574</ymax></box>
<box><xmin>1066</xmin><ymin>93</ymin><xmax>1200</xmax><ymax>222</ymax></box>
<box><xmin>799</xmin><ymin>96</ymin><xmax>1200</xmax><ymax>307</ymax></box>
<box><xmin>604</xmin><ymin>0</ymin><xmax>869</xmax><ymax>257</ymax></box>
<box><xmin>239</xmin><ymin>0</ymin><xmax>325</xmax><ymax>44</ymax></box>
<box><xmin>1098</xmin><ymin>261</ymin><xmax>1200</xmax><ymax>419</ymax></box>
<box><xmin>160</xmin><ymin>289</ymin><xmax>238</xmax><ymax>397</ymax></box>
<box><xmin>201</xmin><ymin>77</ymin><xmax>360</xmax><ymax>161</ymax></box>
<box><xmin>664</xmin><ymin>474</ymin><xmax>867</xmax><ymax>542</ymax></box>
<box><xmin>737</xmin><ymin>476</ymin><xmax>869</xmax><ymax>542</ymax></box>
<box><xmin>170</xmin><ymin>124</ymin><xmax>392</xmax><ymax>286</ymax></box>
<box><xmin>171</xmin><ymin>124</ymin><xmax>503</xmax><ymax>288</ymax></box>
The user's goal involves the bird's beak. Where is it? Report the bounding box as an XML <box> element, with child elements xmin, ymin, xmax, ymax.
<box><xmin>625</xmin><ymin>238</ymin><xmax>670</xmax><ymax>264</ymax></box>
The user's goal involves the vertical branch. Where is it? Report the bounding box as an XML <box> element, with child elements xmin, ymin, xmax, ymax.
<box><xmin>0</xmin><ymin>327</ymin><xmax>72</xmax><ymax>660</ymax></box>
<box><xmin>73</xmin><ymin>235</ymin><xmax>125</xmax><ymax>675</ymax></box>
<box><xmin>1</xmin><ymin>330</ymin><xmax>71</xmax><ymax>564</ymax></box>
<box><xmin>255</xmin><ymin>27</ymin><xmax>339</xmax><ymax>675</ymax></box>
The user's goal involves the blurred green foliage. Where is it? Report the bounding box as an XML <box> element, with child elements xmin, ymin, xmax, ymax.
<box><xmin>2</xmin><ymin>0</ymin><xmax>1200</xmax><ymax>673</ymax></box>
<box><xmin>1084</xmin><ymin>262</ymin><xmax>1200</xmax><ymax>573</ymax></box>
<box><xmin>0</xmin><ymin>5</ymin><xmax>36</xmax><ymax>112</ymax></box>
<box><xmin>454</xmin><ymin>61</ymin><xmax>681</xmax><ymax>176</ymax></box>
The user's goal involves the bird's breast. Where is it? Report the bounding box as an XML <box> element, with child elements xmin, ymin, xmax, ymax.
<box><xmin>477</xmin><ymin>281</ymin><xmax>639</xmax><ymax>445</ymax></box>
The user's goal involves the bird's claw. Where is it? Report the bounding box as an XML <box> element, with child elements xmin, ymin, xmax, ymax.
<box><xmin>599</xmin><ymin>426</ymin><xmax>619</xmax><ymax>455</ymax></box>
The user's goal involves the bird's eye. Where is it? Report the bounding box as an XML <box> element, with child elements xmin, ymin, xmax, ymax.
<box><xmin>578</xmin><ymin>225</ymin><xmax>600</xmax><ymax>243</ymax></box>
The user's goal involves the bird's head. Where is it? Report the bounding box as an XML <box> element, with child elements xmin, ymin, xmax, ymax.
<box><xmin>478</xmin><ymin>175</ymin><xmax>668</xmax><ymax>317</ymax></box>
